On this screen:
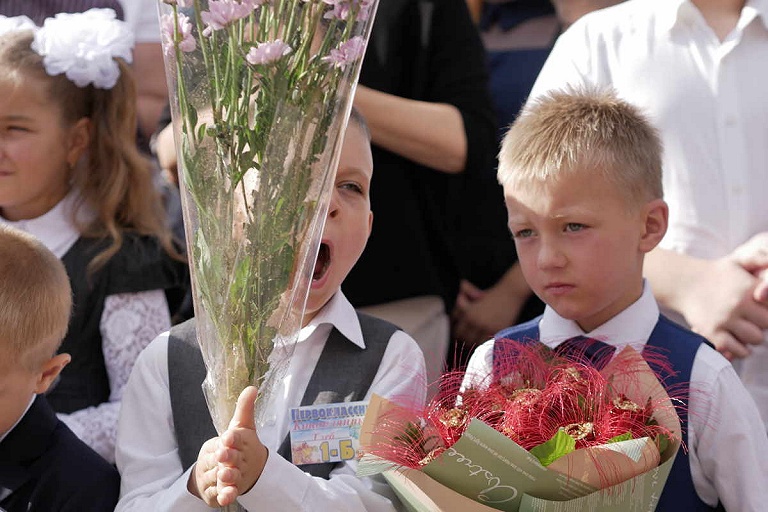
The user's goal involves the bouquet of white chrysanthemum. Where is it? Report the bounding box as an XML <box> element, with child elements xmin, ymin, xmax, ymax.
<box><xmin>158</xmin><ymin>0</ymin><xmax>377</xmax><ymax>443</ymax></box>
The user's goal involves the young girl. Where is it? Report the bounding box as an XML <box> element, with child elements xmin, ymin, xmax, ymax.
<box><xmin>0</xmin><ymin>11</ymin><xmax>187</xmax><ymax>463</ymax></box>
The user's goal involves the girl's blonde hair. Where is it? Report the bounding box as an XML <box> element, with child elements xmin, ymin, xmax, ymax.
<box><xmin>0</xmin><ymin>30</ymin><xmax>181</xmax><ymax>272</ymax></box>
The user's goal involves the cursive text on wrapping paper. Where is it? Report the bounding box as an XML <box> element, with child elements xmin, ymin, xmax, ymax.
<box><xmin>443</xmin><ymin>447</ymin><xmax>519</xmax><ymax>504</ymax></box>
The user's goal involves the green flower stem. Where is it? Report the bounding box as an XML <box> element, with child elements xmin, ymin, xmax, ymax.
<box><xmin>163</xmin><ymin>0</ymin><xmax>375</xmax><ymax>436</ymax></box>
<box><xmin>191</xmin><ymin>0</ymin><xmax>221</xmax><ymax>128</ymax></box>
<box><xmin>283</xmin><ymin>0</ymin><xmax>301</xmax><ymax>43</ymax></box>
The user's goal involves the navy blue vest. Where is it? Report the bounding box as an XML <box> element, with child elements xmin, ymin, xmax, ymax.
<box><xmin>493</xmin><ymin>315</ymin><xmax>721</xmax><ymax>512</ymax></box>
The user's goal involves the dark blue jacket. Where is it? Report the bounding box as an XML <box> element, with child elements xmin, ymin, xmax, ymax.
<box><xmin>0</xmin><ymin>395</ymin><xmax>119</xmax><ymax>512</ymax></box>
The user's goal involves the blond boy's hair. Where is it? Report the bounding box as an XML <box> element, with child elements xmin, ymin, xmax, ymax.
<box><xmin>0</xmin><ymin>225</ymin><xmax>72</xmax><ymax>366</ymax></box>
<box><xmin>498</xmin><ymin>87</ymin><xmax>663</xmax><ymax>207</ymax></box>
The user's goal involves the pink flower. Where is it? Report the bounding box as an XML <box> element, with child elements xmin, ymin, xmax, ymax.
<box><xmin>322</xmin><ymin>36</ymin><xmax>365</xmax><ymax>68</ymax></box>
<box><xmin>245</xmin><ymin>39</ymin><xmax>292</xmax><ymax>65</ymax></box>
<box><xmin>201</xmin><ymin>0</ymin><xmax>259</xmax><ymax>36</ymax></box>
<box><xmin>161</xmin><ymin>13</ymin><xmax>196</xmax><ymax>56</ymax></box>
<box><xmin>323</xmin><ymin>0</ymin><xmax>374</xmax><ymax>21</ymax></box>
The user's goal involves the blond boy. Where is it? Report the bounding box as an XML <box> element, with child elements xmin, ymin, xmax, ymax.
<box><xmin>0</xmin><ymin>224</ymin><xmax>119</xmax><ymax>511</ymax></box>
<box><xmin>463</xmin><ymin>88</ymin><xmax>768</xmax><ymax>511</ymax></box>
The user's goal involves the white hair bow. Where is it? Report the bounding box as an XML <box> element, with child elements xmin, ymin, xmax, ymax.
<box><xmin>30</xmin><ymin>8</ymin><xmax>134</xmax><ymax>89</ymax></box>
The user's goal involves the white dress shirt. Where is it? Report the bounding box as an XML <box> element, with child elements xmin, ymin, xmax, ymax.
<box><xmin>464</xmin><ymin>284</ymin><xmax>768</xmax><ymax>511</ymax></box>
<box><xmin>115</xmin><ymin>291</ymin><xmax>427</xmax><ymax>512</ymax></box>
<box><xmin>0</xmin><ymin>192</ymin><xmax>171</xmax><ymax>463</ymax></box>
<box><xmin>119</xmin><ymin>0</ymin><xmax>162</xmax><ymax>43</ymax></box>
<box><xmin>527</xmin><ymin>0</ymin><xmax>768</xmax><ymax>426</ymax></box>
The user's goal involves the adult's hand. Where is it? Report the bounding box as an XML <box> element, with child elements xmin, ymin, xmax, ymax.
<box><xmin>730</xmin><ymin>232</ymin><xmax>768</xmax><ymax>303</ymax></box>
<box><xmin>452</xmin><ymin>265</ymin><xmax>532</xmax><ymax>348</ymax></box>
<box><xmin>645</xmin><ymin>246</ymin><xmax>768</xmax><ymax>360</ymax></box>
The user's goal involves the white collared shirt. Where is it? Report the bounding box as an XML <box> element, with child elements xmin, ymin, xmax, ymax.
<box><xmin>0</xmin><ymin>192</ymin><xmax>82</xmax><ymax>259</ymax></box>
<box><xmin>464</xmin><ymin>284</ymin><xmax>768</xmax><ymax>510</ymax></box>
<box><xmin>115</xmin><ymin>291</ymin><xmax>427</xmax><ymax>512</ymax></box>
<box><xmin>529</xmin><ymin>0</ymin><xmax>768</xmax><ymax>259</ymax></box>
<box><xmin>119</xmin><ymin>0</ymin><xmax>162</xmax><ymax>43</ymax></box>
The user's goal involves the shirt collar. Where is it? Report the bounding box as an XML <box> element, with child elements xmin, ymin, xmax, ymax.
<box><xmin>0</xmin><ymin>396</ymin><xmax>35</xmax><ymax>445</ymax></box>
<box><xmin>539</xmin><ymin>280</ymin><xmax>659</xmax><ymax>350</ymax></box>
<box><xmin>297</xmin><ymin>291</ymin><xmax>365</xmax><ymax>349</ymax></box>
<box><xmin>658</xmin><ymin>0</ymin><xmax>690</xmax><ymax>33</ymax></box>
<box><xmin>660</xmin><ymin>0</ymin><xmax>768</xmax><ymax>33</ymax></box>
<box><xmin>0</xmin><ymin>190</ymin><xmax>84</xmax><ymax>258</ymax></box>
<box><xmin>747</xmin><ymin>0</ymin><xmax>768</xmax><ymax>30</ymax></box>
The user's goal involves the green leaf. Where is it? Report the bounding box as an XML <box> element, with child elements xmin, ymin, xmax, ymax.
<box><xmin>608</xmin><ymin>432</ymin><xmax>633</xmax><ymax>443</ymax></box>
<box><xmin>529</xmin><ymin>429</ymin><xmax>576</xmax><ymax>466</ymax></box>
<box><xmin>196</xmin><ymin>122</ymin><xmax>207</xmax><ymax>143</ymax></box>
<box><xmin>656</xmin><ymin>433</ymin><xmax>670</xmax><ymax>455</ymax></box>
<box><xmin>187</xmin><ymin>105</ymin><xmax>198</xmax><ymax>134</ymax></box>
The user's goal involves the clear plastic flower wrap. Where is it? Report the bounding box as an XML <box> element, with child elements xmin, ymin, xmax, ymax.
<box><xmin>158</xmin><ymin>0</ymin><xmax>378</xmax><ymax>458</ymax></box>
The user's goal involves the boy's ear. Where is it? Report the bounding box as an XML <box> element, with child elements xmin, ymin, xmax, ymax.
<box><xmin>35</xmin><ymin>353</ymin><xmax>71</xmax><ymax>395</ymax></box>
<box><xmin>367</xmin><ymin>211</ymin><xmax>373</xmax><ymax>237</ymax></box>
<box><xmin>639</xmin><ymin>198</ymin><xmax>668</xmax><ymax>253</ymax></box>
<box><xmin>66</xmin><ymin>117</ymin><xmax>92</xmax><ymax>169</ymax></box>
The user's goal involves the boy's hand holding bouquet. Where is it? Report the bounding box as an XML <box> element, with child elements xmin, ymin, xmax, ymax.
<box><xmin>359</xmin><ymin>339</ymin><xmax>683</xmax><ymax>512</ymax></box>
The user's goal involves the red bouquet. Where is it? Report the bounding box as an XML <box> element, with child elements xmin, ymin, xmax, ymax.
<box><xmin>358</xmin><ymin>341</ymin><xmax>683</xmax><ymax>511</ymax></box>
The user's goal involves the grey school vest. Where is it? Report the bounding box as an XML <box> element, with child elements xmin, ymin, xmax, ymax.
<box><xmin>168</xmin><ymin>314</ymin><xmax>397</xmax><ymax>479</ymax></box>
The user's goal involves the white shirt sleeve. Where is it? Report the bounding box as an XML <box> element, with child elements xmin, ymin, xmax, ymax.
<box><xmin>119</xmin><ymin>0</ymin><xmax>162</xmax><ymax>43</ymax></box>
<box><xmin>59</xmin><ymin>290</ymin><xmax>171</xmax><ymax>464</ymax></box>
<box><xmin>117</xmin><ymin>329</ymin><xmax>427</xmax><ymax>512</ymax></box>
<box><xmin>460</xmin><ymin>338</ymin><xmax>495</xmax><ymax>392</ymax></box>
<box><xmin>116</xmin><ymin>333</ymin><xmax>212</xmax><ymax>511</ymax></box>
<box><xmin>688</xmin><ymin>345</ymin><xmax>768</xmax><ymax>511</ymax></box>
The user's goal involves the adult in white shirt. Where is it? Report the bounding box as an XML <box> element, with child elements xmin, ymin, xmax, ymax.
<box><xmin>528</xmin><ymin>0</ymin><xmax>768</xmax><ymax>425</ymax></box>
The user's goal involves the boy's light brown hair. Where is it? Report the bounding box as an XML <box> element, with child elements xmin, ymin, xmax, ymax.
<box><xmin>498</xmin><ymin>86</ymin><xmax>663</xmax><ymax>208</ymax></box>
<box><xmin>0</xmin><ymin>225</ymin><xmax>72</xmax><ymax>367</ymax></box>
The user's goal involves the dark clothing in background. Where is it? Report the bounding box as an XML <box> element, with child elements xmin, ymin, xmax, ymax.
<box><xmin>0</xmin><ymin>0</ymin><xmax>124</xmax><ymax>22</ymax></box>
<box><xmin>343</xmin><ymin>0</ymin><xmax>498</xmax><ymax>312</ymax></box>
